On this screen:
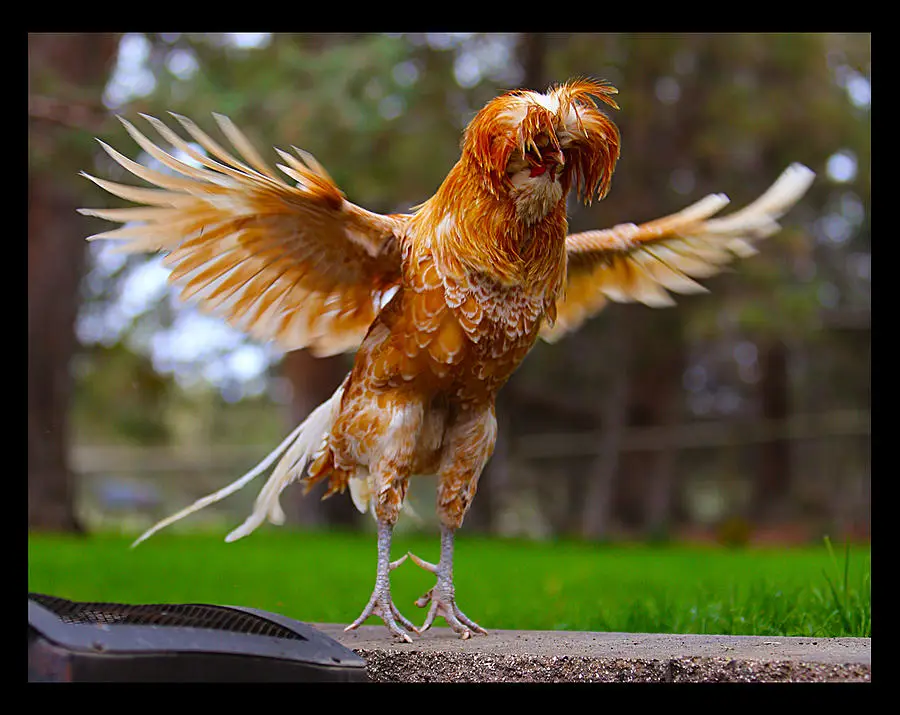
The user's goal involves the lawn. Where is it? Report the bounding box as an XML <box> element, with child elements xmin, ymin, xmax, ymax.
<box><xmin>27</xmin><ymin>530</ymin><xmax>870</xmax><ymax>638</ymax></box>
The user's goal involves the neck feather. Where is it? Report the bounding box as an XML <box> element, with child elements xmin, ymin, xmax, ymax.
<box><xmin>410</xmin><ymin>158</ymin><xmax>568</xmax><ymax>299</ymax></box>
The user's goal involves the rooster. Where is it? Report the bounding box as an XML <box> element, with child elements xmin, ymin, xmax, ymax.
<box><xmin>80</xmin><ymin>79</ymin><xmax>814</xmax><ymax>641</ymax></box>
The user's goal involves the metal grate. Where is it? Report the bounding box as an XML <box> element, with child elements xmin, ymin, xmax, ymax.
<box><xmin>29</xmin><ymin>593</ymin><xmax>304</xmax><ymax>641</ymax></box>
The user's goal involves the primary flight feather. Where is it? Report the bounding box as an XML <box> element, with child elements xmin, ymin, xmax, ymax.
<box><xmin>81</xmin><ymin>79</ymin><xmax>814</xmax><ymax>640</ymax></box>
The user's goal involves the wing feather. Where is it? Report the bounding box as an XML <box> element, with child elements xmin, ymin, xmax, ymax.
<box><xmin>80</xmin><ymin>113</ymin><xmax>408</xmax><ymax>356</ymax></box>
<box><xmin>542</xmin><ymin>164</ymin><xmax>815</xmax><ymax>342</ymax></box>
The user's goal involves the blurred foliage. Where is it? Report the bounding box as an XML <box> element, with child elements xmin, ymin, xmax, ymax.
<box><xmin>71</xmin><ymin>343</ymin><xmax>170</xmax><ymax>444</ymax></box>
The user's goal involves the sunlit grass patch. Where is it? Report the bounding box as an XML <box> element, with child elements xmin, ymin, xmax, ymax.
<box><xmin>28</xmin><ymin>530</ymin><xmax>870</xmax><ymax>638</ymax></box>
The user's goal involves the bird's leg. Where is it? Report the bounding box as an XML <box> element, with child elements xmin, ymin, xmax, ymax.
<box><xmin>409</xmin><ymin>524</ymin><xmax>487</xmax><ymax>639</ymax></box>
<box><xmin>345</xmin><ymin>399</ymin><xmax>423</xmax><ymax>641</ymax></box>
<box><xmin>345</xmin><ymin>520</ymin><xmax>416</xmax><ymax>642</ymax></box>
<box><xmin>407</xmin><ymin>404</ymin><xmax>496</xmax><ymax>639</ymax></box>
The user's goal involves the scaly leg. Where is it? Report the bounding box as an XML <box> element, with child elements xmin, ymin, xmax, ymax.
<box><xmin>408</xmin><ymin>404</ymin><xmax>496</xmax><ymax>639</ymax></box>
<box><xmin>409</xmin><ymin>525</ymin><xmax>487</xmax><ymax>639</ymax></box>
<box><xmin>345</xmin><ymin>520</ymin><xmax>416</xmax><ymax>642</ymax></box>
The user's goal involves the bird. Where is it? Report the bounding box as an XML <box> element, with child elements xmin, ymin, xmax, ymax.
<box><xmin>80</xmin><ymin>78</ymin><xmax>815</xmax><ymax>641</ymax></box>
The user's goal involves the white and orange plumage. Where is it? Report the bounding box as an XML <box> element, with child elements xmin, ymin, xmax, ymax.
<box><xmin>81</xmin><ymin>79</ymin><xmax>814</xmax><ymax>640</ymax></box>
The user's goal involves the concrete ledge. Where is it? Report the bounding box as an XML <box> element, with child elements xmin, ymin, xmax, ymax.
<box><xmin>316</xmin><ymin>624</ymin><xmax>871</xmax><ymax>682</ymax></box>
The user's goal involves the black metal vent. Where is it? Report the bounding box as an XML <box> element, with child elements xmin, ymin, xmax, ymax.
<box><xmin>28</xmin><ymin>593</ymin><xmax>368</xmax><ymax>682</ymax></box>
<box><xmin>29</xmin><ymin>593</ymin><xmax>302</xmax><ymax>640</ymax></box>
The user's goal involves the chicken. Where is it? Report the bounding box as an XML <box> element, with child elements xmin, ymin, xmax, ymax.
<box><xmin>80</xmin><ymin>78</ymin><xmax>815</xmax><ymax>641</ymax></box>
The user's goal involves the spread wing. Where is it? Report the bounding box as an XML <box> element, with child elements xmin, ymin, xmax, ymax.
<box><xmin>80</xmin><ymin>113</ymin><xmax>408</xmax><ymax>356</ymax></box>
<box><xmin>542</xmin><ymin>163</ymin><xmax>815</xmax><ymax>342</ymax></box>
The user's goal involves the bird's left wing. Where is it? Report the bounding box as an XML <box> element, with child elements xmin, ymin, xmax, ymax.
<box><xmin>80</xmin><ymin>113</ymin><xmax>409</xmax><ymax>356</ymax></box>
<box><xmin>541</xmin><ymin>163</ymin><xmax>815</xmax><ymax>342</ymax></box>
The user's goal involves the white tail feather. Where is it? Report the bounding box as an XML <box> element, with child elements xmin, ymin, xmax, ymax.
<box><xmin>131</xmin><ymin>381</ymin><xmax>346</xmax><ymax>548</ymax></box>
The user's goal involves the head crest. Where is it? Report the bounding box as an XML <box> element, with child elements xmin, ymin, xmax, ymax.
<box><xmin>461</xmin><ymin>78</ymin><xmax>620</xmax><ymax>204</ymax></box>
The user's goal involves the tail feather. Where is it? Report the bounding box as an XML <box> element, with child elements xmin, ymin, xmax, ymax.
<box><xmin>131</xmin><ymin>380</ymin><xmax>346</xmax><ymax>548</ymax></box>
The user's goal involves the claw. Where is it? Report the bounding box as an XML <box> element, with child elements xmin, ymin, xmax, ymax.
<box><xmin>345</xmin><ymin>597</ymin><xmax>416</xmax><ymax>642</ymax></box>
<box><xmin>413</xmin><ymin>585</ymin><xmax>488</xmax><ymax>638</ymax></box>
<box><xmin>410</xmin><ymin>527</ymin><xmax>488</xmax><ymax>638</ymax></box>
<box><xmin>408</xmin><ymin>551</ymin><xmax>438</xmax><ymax>573</ymax></box>
<box><xmin>390</xmin><ymin>553</ymin><xmax>409</xmax><ymax>571</ymax></box>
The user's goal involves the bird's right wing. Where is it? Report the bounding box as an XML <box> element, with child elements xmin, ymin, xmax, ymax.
<box><xmin>542</xmin><ymin>163</ymin><xmax>816</xmax><ymax>342</ymax></box>
<box><xmin>80</xmin><ymin>113</ymin><xmax>409</xmax><ymax>356</ymax></box>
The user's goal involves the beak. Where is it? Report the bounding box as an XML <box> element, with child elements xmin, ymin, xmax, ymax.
<box><xmin>543</xmin><ymin>148</ymin><xmax>563</xmax><ymax>167</ymax></box>
<box><xmin>543</xmin><ymin>148</ymin><xmax>564</xmax><ymax>178</ymax></box>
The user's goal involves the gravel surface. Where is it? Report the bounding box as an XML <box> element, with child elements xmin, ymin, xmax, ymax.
<box><xmin>316</xmin><ymin>624</ymin><xmax>871</xmax><ymax>683</ymax></box>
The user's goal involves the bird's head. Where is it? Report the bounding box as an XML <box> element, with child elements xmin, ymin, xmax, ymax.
<box><xmin>461</xmin><ymin>78</ymin><xmax>621</xmax><ymax>222</ymax></box>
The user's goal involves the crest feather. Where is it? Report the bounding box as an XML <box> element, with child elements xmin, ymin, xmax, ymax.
<box><xmin>550</xmin><ymin>78</ymin><xmax>621</xmax><ymax>204</ymax></box>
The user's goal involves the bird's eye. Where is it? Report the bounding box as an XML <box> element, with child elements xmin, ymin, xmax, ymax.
<box><xmin>506</xmin><ymin>154</ymin><xmax>529</xmax><ymax>175</ymax></box>
<box><xmin>534</xmin><ymin>133</ymin><xmax>550</xmax><ymax>149</ymax></box>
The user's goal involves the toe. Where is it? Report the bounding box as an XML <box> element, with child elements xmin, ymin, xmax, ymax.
<box><xmin>455</xmin><ymin>608</ymin><xmax>488</xmax><ymax>635</ymax></box>
<box><xmin>391</xmin><ymin>604</ymin><xmax>418</xmax><ymax>633</ymax></box>
<box><xmin>387</xmin><ymin>623</ymin><xmax>413</xmax><ymax>643</ymax></box>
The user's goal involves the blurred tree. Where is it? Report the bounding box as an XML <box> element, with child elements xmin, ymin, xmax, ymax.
<box><xmin>753</xmin><ymin>337</ymin><xmax>790</xmax><ymax>521</ymax></box>
<box><xmin>71</xmin><ymin>343</ymin><xmax>170</xmax><ymax>444</ymax></box>
<box><xmin>579</xmin><ymin>307</ymin><xmax>631</xmax><ymax>538</ymax></box>
<box><xmin>29</xmin><ymin>33</ymin><xmax>121</xmax><ymax>532</ymax></box>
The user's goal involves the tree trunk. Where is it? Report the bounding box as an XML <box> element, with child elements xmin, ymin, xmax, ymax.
<box><xmin>752</xmin><ymin>338</ymin><xmax>792</xmax><ymax>522</ymax></box>
<box><xmin>639</xmin><ymin>344</ymin><xmax>685</xmax><ymax>536</ymax></box>
<box><xmin>596</xmin><ymin>308</ymin><xmax>686</xmax><ymax>537</ymax></box>
<box><xmin>280</xmin><ymin>350</ymin><xmax>359</xmax><ymax>528</ymax></box>
<box><xmin>28</xmin><ymin>33</ymin><xmax>120</xmax><ymax>533</ymax></box>
<box><xmin>518</xmin><ymin>33</ymin><xmax>548</xmax><ymax>91</ymax></box>
<box><xmin>28</xmin><ymin>179</ymin><xmax>86</xmax><ymax>532</ymax></box>
<box><xmin>580</xmin><ymin>310</ymin><xmax>630</xmax><ymax>538</ymax></box>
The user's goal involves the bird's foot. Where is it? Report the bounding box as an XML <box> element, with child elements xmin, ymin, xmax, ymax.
<box><xmin>408</xmin><ymin>552</ymin><xmax>488</xmax><ymax>639</ymax></box>
<box><xmin>345</xmin><ymin>553</ymin><xmax>416</xmax><ymax>643</ymax></box>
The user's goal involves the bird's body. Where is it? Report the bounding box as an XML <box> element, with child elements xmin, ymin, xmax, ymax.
<box><xmin>311</xmin><ymin>135</ymin><xmax>576</xmax><ymax>525</ymax></box>
<box><xmin>81</xmin><ymin>78</ymin><xmax>815</xmax><ymax>640</ymax></box>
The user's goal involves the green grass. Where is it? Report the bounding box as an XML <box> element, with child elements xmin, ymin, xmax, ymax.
<box><xmin>27</xmin><ymin>530</ymin><xmax>870</xmax><ymax>638</ymax></box>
